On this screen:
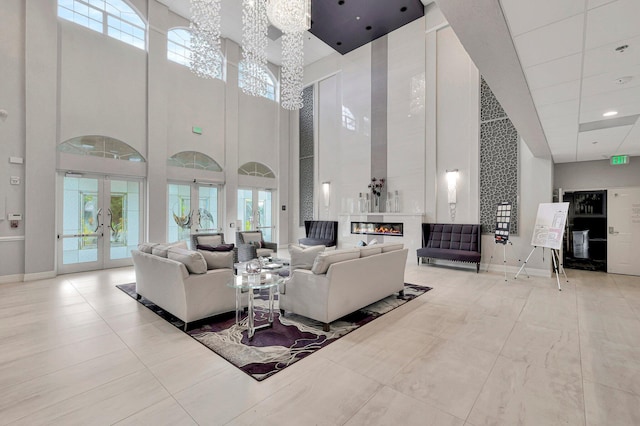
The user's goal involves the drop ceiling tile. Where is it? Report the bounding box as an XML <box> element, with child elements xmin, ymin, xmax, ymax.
<box><xmin>579</xmin><ymin>86</ymin><xmax>640</xmax><ymax>121</ymax></box>
<box><xmin>514</xmin><ymin>14</ymin><xmax>584</xmax><ymax>68</ymax></box>
<box><xmin>500</xmin><ymin>0</ymin><xmax>584</xmax><ymax>37</ymax></box>
<box><xmin>537</xmin><ymin>99</ymin><xmax>580</xmax><ymax>120</ymax></box>
<box><xmin>524</xmin><ymin>53</ymin><xmax>582</xmax><ymax>89</ymax></box>
<box><xmin>531</xmin><ymin>80</ymin><xmax>581</xmax><ymax>106</ymax></box>
<box><xmin>583</xmin><ymin>35</ymin><xmax>640</xmax><ymax>78</ymax></box>
<box><xmin>586</xmin><ymin>0</ymin><xmax>640</xmax><ymax>50</ymax></box>
<box><xmin>580</xmin><ymin>65</ymin><xmax>640</xmax><ymax>97</ymax></box>
<box><xmin>577</xmin><ymin>125</ymin><xmax>633</xmax><ymax>161</ymax></box>
<box><xmin>616</xmin><ymin>122</ymin><xmax>640</xmax><ymax>155</ymax></box>
<box><xmin>588</xmin><ymin>0</ymin><xmax>617</xmax><ymax>9</ymax></box>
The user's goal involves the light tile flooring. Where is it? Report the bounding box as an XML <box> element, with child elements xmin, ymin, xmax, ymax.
<box><xmin>1</xmin><ymin>263</ymin><xmax>640</xmax><ymax>425</ymax></box>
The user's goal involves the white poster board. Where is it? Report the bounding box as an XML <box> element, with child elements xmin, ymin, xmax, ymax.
<box><xmin>531</xmin><ymin>202</ymin><xmax>569</xmax><ymax>250</ymax></box>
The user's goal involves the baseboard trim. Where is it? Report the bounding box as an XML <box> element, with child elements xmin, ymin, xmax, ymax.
<box><xmin>0</xmin><ymin>274</ymin><xmax>24</xmax><ymax>284</ymax></box>
<box><xmin>23</xmin><ymin>270</ymin><xmax>57</xmax><ymax>282</ymax></box>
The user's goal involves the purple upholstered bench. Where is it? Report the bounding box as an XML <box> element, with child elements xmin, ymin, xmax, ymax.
<box><xmin>417</xmin><ymin>223</ymin><xmax>482</xmax><ymax>273</ymax></box>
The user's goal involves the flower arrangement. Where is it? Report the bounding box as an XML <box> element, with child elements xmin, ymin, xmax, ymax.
<box><xmin>368</xmin><ymin>177</ymin><xmax>385</xmax><ymax>197</ymax></box>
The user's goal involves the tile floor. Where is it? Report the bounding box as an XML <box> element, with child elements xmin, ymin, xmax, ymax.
<box><xmin>1</xmin><ymin>263</ymin><xmax>640</xmax><ymax>425</ymax></box>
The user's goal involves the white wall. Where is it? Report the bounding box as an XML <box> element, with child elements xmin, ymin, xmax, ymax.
<box><xmin>555</xmin><ymin>157</ymin><xmax>640</xmax><ymax>191</ymax></box>
<box><xmin>0</xmin><ymin>0</ymin><xmax>289</xmax><ymax>281</ymax></box>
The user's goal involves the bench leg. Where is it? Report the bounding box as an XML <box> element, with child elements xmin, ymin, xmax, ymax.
<box><xmin>398</xmin><ymin>289</ymin><xmax>405</xmax><ymax>298</ymax></box>
<box><xmin>323</xmin><ymin>323</ymin><xmax>330</xmax><ymax>332</ymax></box>
<box><xmin>476</xmin><ymin>262</ymin><xmax>480</xmax><ymax>273</ymax></box>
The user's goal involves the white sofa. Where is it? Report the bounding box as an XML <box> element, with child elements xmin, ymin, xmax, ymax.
<box><xmin>131</xmin><ymin>244</ymin><xmax>237</xmax><ymax>330</ymax></box>
<box><xmin>278</xmin><ymin>243</ymin><xmax>408</xmax><ymax>331</ymax></box>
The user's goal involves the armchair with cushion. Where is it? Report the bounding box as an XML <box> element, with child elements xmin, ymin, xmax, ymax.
<box><xmin>299</xmin><ymin>220</ymin><xmax>338</xmax><ymax>247</ymax></box>
<box><xmin>236</xmin><ymin>230</ymin><xmax>277</xmax><ymax>262</ymax></box>
<box><xmin>191</xmin><ymin>232</ymin><xmax>238</xmax><ymax>263</ymax></box>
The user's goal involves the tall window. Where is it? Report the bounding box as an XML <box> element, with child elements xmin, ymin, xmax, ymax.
<box><xmin>58</xmin><ymin>0</ymin><xmax>146</xmax><ymax>50</ymax></box>
<box><xmin>167</xmin><ymin>28</ymin><xmax>224</xmax><ymax>80</ymax></box>
<box><xmin>238</xmin><ymin>61</ymin><xmax>277</xmax><ymax>102</ymax></box>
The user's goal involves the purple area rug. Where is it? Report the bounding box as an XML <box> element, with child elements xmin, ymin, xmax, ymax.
<box><xmin>116</xmin><ymin>282</ymin><xmax>431</xmax><ymax>381</ymax></box>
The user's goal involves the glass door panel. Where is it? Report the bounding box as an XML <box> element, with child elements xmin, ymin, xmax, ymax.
<box><xmin>108</xmin><ymin>179</ymin><xmax>141</xmax><ymax>262</ymax></box>
<box><xmin>197</xmin><ymin>186</ymin><xmax>218</xmax><ymax>232</ymax></box>
<box><xmin>168</xmin><ymin>183</ymin><xmax>191</xmax><ymax>244</ymax></box>
<box><xmin>238</xmin><ymin>189</ymin><xmax>254</xmax><ymax>231</ymax></box>
<box><xmin>60</xmin><ymin>176</ymin><xmax>101</xmax><ymax>269</ymax></box>
<box><xmin>257</xmin><ymin>190</ymin><xmax>273</xmax><ymax>241</ymax></box>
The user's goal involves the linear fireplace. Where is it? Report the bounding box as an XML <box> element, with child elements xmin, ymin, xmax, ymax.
<box><xmin>351</xmin><ymin>221</ymin><xmax>403</xmax><ymax>237</ymax></box>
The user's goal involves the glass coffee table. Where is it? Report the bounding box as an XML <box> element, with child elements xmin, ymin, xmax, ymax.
<box><xmin>228</xmin><ymin>272</ymin><xmax>284</xmax><ymax>340</ymax></box>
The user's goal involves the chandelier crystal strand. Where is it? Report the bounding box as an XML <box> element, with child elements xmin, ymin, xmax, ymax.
<box><xmin>189</xmin><ymin>0</ymin><xmax>223</xmax><ymax>79</ymax></box>
<box><xmin>266</xmin><ymin>0</ymin><xmax>310</xmax><ymax>109</ymax></box>
<box><xmin>280</xmin><ymin>31</ymin><xmax>304</xmax><ymax>110</ymax></box>
<box><xmin>241</xmin><ymin>0</ymin><xmax>269</xmax><ymax>97</ymax></box>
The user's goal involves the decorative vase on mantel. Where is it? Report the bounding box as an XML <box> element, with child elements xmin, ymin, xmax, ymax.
<box><xmin>367</xmin><ymin>177</ymin><xmax>385</xmax><ymax>213</ymax></box>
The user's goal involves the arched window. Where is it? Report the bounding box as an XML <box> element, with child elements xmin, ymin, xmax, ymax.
<box><xmin>168</xmin><ymin>151</ymin><xmax>223</xmax><ymax>172</ymax></box>
<box><xmin>58</xmin><ymin>135</ymin><xmax>145</xmax><ymax>162</ymax></box>
<box><xmin>238</xmin><ymin>162</ymin><xmax>275</xmax><ymax>178</ymax></box>
<box><xmin>58</xmin><ymin>0</ymin><xmax>146</xmax><ymax>50</ymax></box>
<box><xmin>167</xmin><ymin>27</ymin><xmax>224</xmax><ymax>80</ymax></box>
<box><xmin>238</xmin><ymin>61</ymin><xmax>277</xmax><ymax>102</ymax></box>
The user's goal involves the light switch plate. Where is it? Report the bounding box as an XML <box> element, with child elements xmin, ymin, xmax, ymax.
<box><xmin>9</xmin><ymin>157</ymin><xmax>24</xmax><ymax>164</ymax></box>
<box><xmin>10</xmin><ymin>176</ymin><xmax>20</xmax><ymax>185</ymax></box>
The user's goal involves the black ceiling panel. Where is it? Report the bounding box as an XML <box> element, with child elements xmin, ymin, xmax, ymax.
<box><xmin>309</xmin><ymin>0</ymin><xmax>425</xmax><ymax>55</ymax></box>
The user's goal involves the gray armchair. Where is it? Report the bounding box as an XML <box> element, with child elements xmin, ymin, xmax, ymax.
<box><xmin>236</xmin><ymin>230</ymin><xmax>277</xmax><ymax>262</ymax></box>
<box><xmin>191</xmin><ymin>232</ymin><xmax>238</xmax><ymax>263</ymax></box>
<box><xmin>299</xmin><ymin>220</ymin><xmax>338</xmax><ymax>247</ymax></box>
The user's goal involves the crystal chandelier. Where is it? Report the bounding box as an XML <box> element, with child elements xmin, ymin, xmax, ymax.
<box><xmin>267</xmin><ymin>0</ymin><xmax>311</xmax><ymax>110</ymax></box>
<box><xmin>189</xmin><ymin>0</ymin><xmax>223</xmax><ymax>79</ymax></box>
<box><xmin>241</xmin><ymin>0</ymin><xmax>269</xmax><ymax>97</ymax></box>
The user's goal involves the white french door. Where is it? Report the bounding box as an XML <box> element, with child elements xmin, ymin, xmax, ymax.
<box><xmin>57</xmin><ymin>174</ymin><xmax>143</xmax><ymax>274</ymax></box>
<box><xmin>237</xmin><ymin>188</ymin><xmax>274</xmax><ymax>242</ymax></box>
<box><xmin>608</xmin><ymin>187</ymin><xmax>640</xmax><ymax>276</ymax></box>
<box><xmin>168</xmin><ymin>182</ymin><xmax>220</xmax><ymax>246</ymax></box>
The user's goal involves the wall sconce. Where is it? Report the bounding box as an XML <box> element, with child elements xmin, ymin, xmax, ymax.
<box><xmin>322</xmin><ymin>181</ymin><xmax>331</xmax><ymax>208</ymax></box>
<box><xmin>446</xmin><ymin>169</ymin><xmax>458</xmax><ymax>221</ymax></box>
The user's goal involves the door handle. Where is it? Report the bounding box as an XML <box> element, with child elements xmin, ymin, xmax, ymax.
<box><xmin>609</xmin><ymin>226</ymin><xmax>619</xmax><ymax>235</ymax></box>
<box><xmin>94</xmin><ymin>208</ymin><xmax>103</xmax><ymax>233</ymax></box>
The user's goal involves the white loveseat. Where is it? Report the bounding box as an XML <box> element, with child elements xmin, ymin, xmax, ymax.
<box><xmin>278</xmin><ymin>243</ymin><xmax>408</xmax><ymax>331</ymax></box>
<box><xmin>131</xmin><ymin>242</ymin><xmax>238</xmax><ymax>330</ymax></box>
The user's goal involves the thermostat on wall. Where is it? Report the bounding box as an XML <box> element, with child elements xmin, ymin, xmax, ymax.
<box><xmin>7</xmin><ymin>214</ymin><xmax>22</xmax><ymax>221</ymax></box>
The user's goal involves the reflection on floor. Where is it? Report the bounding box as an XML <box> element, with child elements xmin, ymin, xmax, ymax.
<box><xmin>1</xmin><ymin>263</ymin><xmax>639</xmax><ymax>424</ymax></box>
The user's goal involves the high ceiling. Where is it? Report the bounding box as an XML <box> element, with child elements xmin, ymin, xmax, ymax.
<box><xmin>158</xmin><ymin>0</ymin><xmax>639</xmax><ymax>164</ymax></box>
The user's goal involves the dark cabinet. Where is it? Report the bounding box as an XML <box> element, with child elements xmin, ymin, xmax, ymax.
<box><xmin>563</xmin><ymin>190</ymin><xmax>607</xmax><ymax>271</ymax></box>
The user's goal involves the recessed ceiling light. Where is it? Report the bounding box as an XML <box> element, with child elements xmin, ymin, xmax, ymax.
<box><xmin>603</xmin><ymin>111</ymin><xmax>618</xmax><ymax>117</ymax></box>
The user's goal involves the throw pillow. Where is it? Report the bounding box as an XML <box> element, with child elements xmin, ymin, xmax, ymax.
<box><xmin>311</xmin><ymin>248</ymin><xmax>360</xmax><ymax>275</ymax></box>
<box><xmin>359</xmin><ymin>246</ymin><xmax>382</xmax><ymax>258</ymax></box>
<box><xmin>250</xmin><ymin>241</ymin><xmax>263</xmax><ymax>249</ymax></box>
<box><xmin>288</xmin><ymin>244</ymin><xmax>325</xmax><ymax>270</ymax></box>
<box><xmin>198</xmin><ymin>250</ymin><xmax>234</xmax><ymax>270</ymax></box>
<box><xmin>196</xmin><ymin>235</ymin><xmax>223</xmax><ymax>247</ymax></box>
<box><xmin>197</xmin><ymin>243</ymin><xmax>235</xmax><ymax>252</ymax></box>
<box><xmin>379</xmin><ymin>243</ymin><xmax>404</xmax><ymax>252</ymax></box>
<box><xmin>137</xmin><ymin>242</ymin><xmax>158</xmax><ymax>254</ymax></box>
<box><xmin>151</xmin><ymin>241</ymin><xmax>188</xmax><ymax>258</ymax></box>
<box><xmin>167</xmin><ymin>247</ymin><xmax>207</xmax><ymax>274</ymax></box>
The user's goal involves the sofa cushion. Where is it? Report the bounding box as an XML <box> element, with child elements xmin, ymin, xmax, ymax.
<box><xmin>359</xmin><ymin>246</ymin><xmax>382</xmax><ymax>258</ymax></box>
<box><xmin>379</xmin><ymin>243</ymin><xmax>404</xmax><ymax>253</ymax></box>
<box><xmin>137</xmin><ymin>242</ymin><xmax>158</xmax><ymax>254</ymax></box>
<box><xmin>167</xmin><ymin>247</ymin><xmax>207</xmax><ymax>274</ymax></box>
<box><xmin>241</xmin><ymin>232</ymin><xmax>263</xmax><ymax>244</ymax></box>
<box><xmin>197</xmin><ymin>243</ymin><xmax>235</xmax><ymax>252</ymax></box>
<box><xmin>256</xmin><ymin>248</ymin><xmax>275</xmax><ymax>258</ymax></box>
<box><xmin>289</xmin><ymin>244</ymin><xmax>325</xmax><ymax>270</ymax></box>
<box><xmin>311</xmin><ymin>248</ymin><xmax>360</xmax><ymax>275</ymax></box>
<box><xmin>198</xmin><ymin>249</ymin><xmax>234</xmax><ymax>270</ymax></box>
<box><xmin>152</xmin><ymin>241</ymin><xmax>188</xmax><ymax>258</ymax></box>
<box><xmin>417</xmin><ymin>247</ymin><xmax>481</xmax><ymax>263</ymax></box>
<box><xmin>196</xmin><ymin>235</ymin><xmax>223</xmax><ymax>247</ymax></box>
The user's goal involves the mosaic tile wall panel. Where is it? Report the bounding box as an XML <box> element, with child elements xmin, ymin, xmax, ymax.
<box><xmin>480</xmin><ymin>77</ymin><xmax>519</xmax><ymax>235</ymax></box>
<box><xmin>299</xmin><ymin>86</ymin><xmax>314</xmax><ymax>224</ymax></box>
